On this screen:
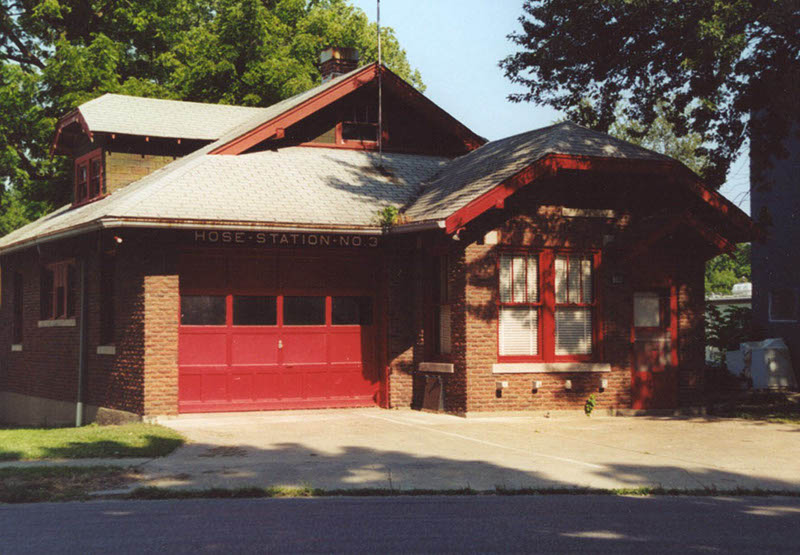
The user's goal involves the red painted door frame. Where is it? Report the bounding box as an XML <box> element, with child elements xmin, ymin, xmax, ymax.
<box><xmin>630</xmin><ymin>284</ymin><xmax>679</xmax><ymax>409</ymax></box>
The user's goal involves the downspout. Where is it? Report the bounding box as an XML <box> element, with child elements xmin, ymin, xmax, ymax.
<box><xmin>75</xmin><ymin>256</ymin><xmax>89</xmax><ymax>427</ymax></box>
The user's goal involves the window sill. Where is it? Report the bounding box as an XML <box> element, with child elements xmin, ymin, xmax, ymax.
<box><xmin>492</xmin><ymin>362</ymin><xmax>611</xmax><ymax>374</ymax></box>
<box><xmin>11</xmin><ymin>344</ymin><xmax>22</xmax><ymax>352</ymax></box>
<box><xmin>418</xmin><ymin>362</ymin><xmax>455</xmax><ymax>374</ymax></box>
<box><xmin>96</xmin><ymin>345</ymin><xmax>116</xmax><ymax>355</ymax></box>
<box><xmin>37</xmin><ymin>319</ymin><xmax>77</xmax><ymax>328</ymax></box>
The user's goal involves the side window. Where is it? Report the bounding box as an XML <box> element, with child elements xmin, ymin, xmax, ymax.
<box><xmin>100</xmin><ymin>253</ymin><xmax>115</xmax><ymax>344</ymax></box>
<box><xmin>12</xmin><ymin>271</ymin><xmax>23</xmax><ymax>343</ymax></box>
<box><xmin>40</xmin><ymin>261</ymin><xmax>76</xmax><ymax>320</ymax></box>
<box><xmin>436</xmin><ymin>256</ymin><xmax>452</xmax><ymax>355</ymax></box>
<box><xmin>769</xmin><ymin>289</ymin><xmax>798</xmax><ymax>322</ymax></box>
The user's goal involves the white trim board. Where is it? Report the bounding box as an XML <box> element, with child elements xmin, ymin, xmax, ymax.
<box><xmin>493</xmin><ymin>362</ymin><xmax>611</xmax><ymax>374</ymax></box>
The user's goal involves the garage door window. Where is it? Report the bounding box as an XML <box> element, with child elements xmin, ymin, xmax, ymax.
<box><xmin>181</xmin><ymin>295</ymin><xmax>226</xmax><ymax>325</ymax></box>
<box><xmin>233</xmin><ymin>295</ymin><xmax>277</xmax><ymax>326</ymax></box>
<box><xmin>332</xmin><ymin>296</ymin><xmax>373</xmax><ymax>325</ymax></box>
<box><xmin>284</xmin><ymin>296</ymin><xmax>325</xmax><ymax>325</ymax></box>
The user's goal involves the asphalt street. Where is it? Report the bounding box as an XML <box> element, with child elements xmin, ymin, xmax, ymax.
<box><xmin>2</xmin><ymin>495</ymin><xmax>799</xmax><ymax>553</ymax></box>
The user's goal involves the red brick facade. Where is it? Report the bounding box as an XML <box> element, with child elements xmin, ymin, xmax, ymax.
<box><xmin>0</xmin><ymin>206</ymin><xmax>708</xmax><ymax>423</ymax></box>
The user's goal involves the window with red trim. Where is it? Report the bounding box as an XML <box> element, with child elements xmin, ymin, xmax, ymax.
<box><xmin>74</xmin><ymin>149</ymin><xmax>103</xmax><ymax>205</ymax></box>
<box><xmin>40</xmin><ymin>261</ymin><xmax>76</xmax><ymax>320</ymax></box>
<box><xmin>498</xmin><ymin>251</ymin><xmax>598</xmax><ymax>361</ymax></box>
<box><xmin>341</xmin><ymin>105</ymin><xmax>377</xmax><ymax>144</ymax></box>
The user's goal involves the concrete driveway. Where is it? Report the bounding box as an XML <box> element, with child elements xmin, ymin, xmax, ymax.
<box><xmin>140</xmin><ymin>409</ymin><xmax>800</xmax><ymax>492</ymax></box>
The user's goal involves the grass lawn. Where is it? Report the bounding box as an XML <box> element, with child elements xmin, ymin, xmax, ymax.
<box><xmin>0</xmin><ymin>466</ymin><xmax>135</xmax><ymax>503</ymax></box>
<box><xmin>0</xmin><ymin>423</ymin><xmax>185</xmax><ymax>461</ymax></box>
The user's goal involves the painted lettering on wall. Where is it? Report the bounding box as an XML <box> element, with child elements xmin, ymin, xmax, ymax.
<box><xmin>192</xmin><ymin>230</ymin><xmax>379</xmax><ymax>248</ymax></box>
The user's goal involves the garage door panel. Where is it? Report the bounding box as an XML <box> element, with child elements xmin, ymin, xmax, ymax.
<box><xmin>329</xmin><ymin>331</ymin><xmax>364</xmax><ymax>362</ymax></box>
<box><xmin>180</xmin><ymin>333</ymin><xmax>227</xmax><ymax>365</ymax></box>
<box><xmin>179</xmin><ymin>373</ymin><xmax>203</xmax><ymax>402</ymax></box>
<box><xmin>282</xmin><ymin>333</ymin><xmax>327</xmax><ymax>363</ymax></box>
<box><xmin>229</xmin><ymin>373</ymin><xmax>254</xmax><ymax>401</ymax></box>
<box><xmin>201</xmin><ymin>372</ymin><xmax>229</xmax><ymax>402</ymax></box>
<box><xmin>280</xmin><ymin>372</ymin><xmax>304</xmax><ymax>399</ymax></box>
<box><xmin>231</xmin><ymin>332</ymin><xmax>279</xmax><ymax>365</ymax></box>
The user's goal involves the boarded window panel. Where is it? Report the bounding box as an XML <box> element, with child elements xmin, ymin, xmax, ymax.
<box><xmin>439</xmin><ymin>304</ymin><xmax>452</xmax><ymax>354</ymax></box>
<box><xmin>527</xmin><ymin>256</ymin><xmax>539</xmax><ymax>303</ymax></box>
<box><xmin>499</xmin><ymin>255</ymin><xmax>513</xmax><ymax>302</ymax></box>
<box><xmin>555</xmin><ymin>256</ymin><xmax>568</xmax><ymax>303</ymax></box>
<box><xmin>555</xmin><ymin>307</ymin><xmax>592</xmax><ymax>355</ymax></box>
<box><xmin>499</xmin><ymin>307</ymin><xmax>538</xmax><ymax>356</ymax></box>
<box><xmin>634</xmin><ymin>293</ymin><xmax>661</xmax><ymax>328</ymax></box>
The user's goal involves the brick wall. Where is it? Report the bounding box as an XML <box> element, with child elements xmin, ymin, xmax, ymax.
<box><xmin>386</xmin><ymin>249</ymin><xmax>415</xmax><ymax>408</ymax></box>
<box><xmin>0</xmin><ymin>238</ymin><xmax>180</xmax><ymax>422</ymax></box>
<box><xmin>105</xmin><ymin>152</ymin><xmax>176</xmax><ymax>194</ymax></box>
<box><xmin>399</xmin><ymin>208</ymin><xmax>708</xmax><ymax>414</ymax></box>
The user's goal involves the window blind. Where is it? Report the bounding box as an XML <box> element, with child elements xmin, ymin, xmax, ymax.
<box><xmin>555</xmin><ymin>307</ymin><xmax>592</xmax><ymax>355</ymax></box>
<box><xmin>499</xmin><ymin>306</ymin><xmax>538</xmax><ymax>356</ymax></box>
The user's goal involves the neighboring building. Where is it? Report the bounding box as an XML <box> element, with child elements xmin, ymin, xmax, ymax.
<box><xmin>705</xmin><ymin>282</ymin><xmax>752</xmax><ymax>364</ymax></box>
<box><xmin>751</xmin><ymin>121</ymin><xmax>800</xmax><ymax>383</ymax></box>
<box><xmin>0</xmin><ymin>50</ymin><xmax>754</xmax><ymax>425</ymax></box>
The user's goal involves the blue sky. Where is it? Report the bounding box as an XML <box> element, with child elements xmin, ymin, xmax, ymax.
<box><xmin>348</xmin><ymin>0</ymin><xmax>750</xmax><ymax>214</ymax></box>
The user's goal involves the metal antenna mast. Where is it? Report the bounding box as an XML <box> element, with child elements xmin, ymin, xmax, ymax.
<box><xmin>377</xmin><ymin>0</ymin><xmax>383</xmax><ymax>168</ymax></box>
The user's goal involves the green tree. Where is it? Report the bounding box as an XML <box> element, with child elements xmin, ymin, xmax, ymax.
<box><xmin>501</xmin><ymin>0</ymin><xmax>800</xmax><ymax>189</ymax></box>
<box><xmin>705</xmin><ymin>243</ymin><xmax>751</xmax><ymax>295</ymax></box>
<box><xmin>0</xmin><ymin>0</ymin><xmax>422</xmax><ymax>231</ymax></box>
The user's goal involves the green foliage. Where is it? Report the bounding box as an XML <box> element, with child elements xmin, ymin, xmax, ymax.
<box><xmin>610</xmin><ymin>103</ymin><xmax>709</xmax><ymax>175</ymax></box>
<box><xmin>501</xmin><ymin>0</ymin><xmax>800</xmax><ymax>188</ymax></box>
<box><xmin>0</xmin><ymin>0</ymin><xmax>423</xmax><ymax>234</ymax></box>
<box><xmin>706</xmin><ymin>304</ymin><xmax>754</xmax><ymax>359</ymax></box>
<box><xmin>705</xmin><ymin>243</ymin><xmax>750</xmax><ymax>295</ymax></box>
<box><xmin>584</xmin><ymin>394</ymin><xmax>597</xmax><ymax>417</ymax></box>
<box><xmin>0</xmin><ymin>423</ymin><xmax>185</xmax><ymax>461</ymax></box>
<box><xmin>377</xmin><ymin>205</ymin><xmax>405</xmax><ymax>228</ymax></box>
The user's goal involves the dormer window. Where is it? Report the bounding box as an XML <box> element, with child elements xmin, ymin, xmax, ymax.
<box><xmin>74</xmin><ymin>149</ymin><xmax>103</xmax><ymax>205</ymax></box>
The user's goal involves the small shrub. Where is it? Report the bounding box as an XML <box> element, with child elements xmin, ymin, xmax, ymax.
<box><xmin>584</xmin><ymin>394</ymin><xmax>597</xmax><ymax>416</ymax></box>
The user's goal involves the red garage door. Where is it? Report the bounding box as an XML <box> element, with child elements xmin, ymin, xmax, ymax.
<box><xmin>178</xmin><ymin>254</ymin><xmax>380</xmax><ymax>412</ymax></box>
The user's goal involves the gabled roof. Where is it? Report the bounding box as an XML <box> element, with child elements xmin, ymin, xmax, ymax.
<box><xmin>67</xmin><ymin>94</ymin><xmax>269</xmax><ymax>141</ymax></box>
<box><xmin>1</xmin><ymin>86</ymin><xmax>754</xmax><ymax>255</ymax></box>
<box><xmin>405</xmin><ymin>121</ymin><xmax>754</xmax><ymax>240</ymax></box>
<box><xmin>405</xmin><ymin>121</ymin><xmax>672</xmax><ymax>223</ymax></box>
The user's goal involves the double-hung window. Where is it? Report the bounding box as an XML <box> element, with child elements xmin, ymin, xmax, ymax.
<box><xmin>499</xmin><ymin>254</ymin><xmax>540</xmax><ymax>357</ymax></box>
<box><xmin>554</xmin><ymin>255</ymin><xmax>594</xmax><ymax>356</ymax></box>
<box><xmin>498</xmin><ymin>251</ymin><xmax>597</xmax><ymax>361</ymax></box>
<box><xmin>74</xmin><ymin>149</ymin><xmax>103</xmax><ymax>205</ymax></box>
<box><xmin>40</xmin><ymin>261</ymin><xmax>76</xmax><ymax>320</ymax></box>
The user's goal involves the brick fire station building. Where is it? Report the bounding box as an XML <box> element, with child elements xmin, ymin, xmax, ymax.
<box><xmin>0</xmin><ymin>52</ymin><xmax>754</xmax><ymax>425</ymax></box>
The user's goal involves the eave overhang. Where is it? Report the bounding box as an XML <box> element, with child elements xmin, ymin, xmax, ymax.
<box><xmin>440</xmin><ymin>152</ymin><xmax>757</xmax><ymax>245</ymax></box>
